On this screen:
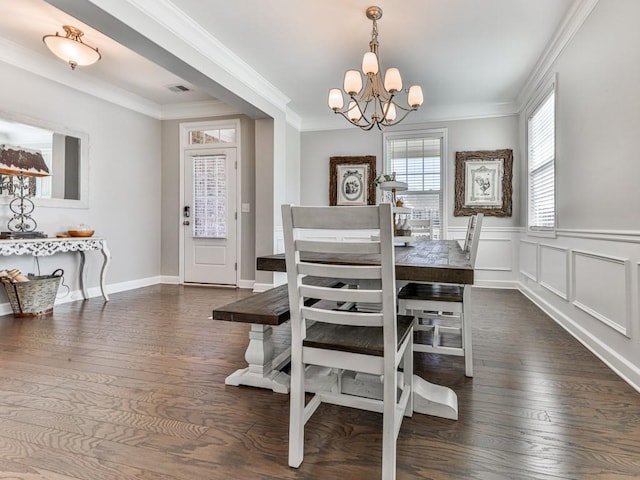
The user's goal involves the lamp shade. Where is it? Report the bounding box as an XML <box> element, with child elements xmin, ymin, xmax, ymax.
<box><xmin>328</xmin><ymin>89</ymin><xmax>344</xmax><ymax>110</ymax></box>
<box><xmin>347</xmin><ymin>101</ymin><xmax>362</xmax><ymax>121</ymax></box>
<box><xmin>43</xmin><ymin>25</ymin><xmax>101</xmax><ymax>70</ymax></box>
<box><xmin>382</xmin><ymin>102</ymin><xmax>397</xmax><ymax>122</ymax></box>
<box><xmin>0</xmin><ymin>145</ymin><xmax>49</xmax><ymax>177</ymax></box>
<box><xmin>384</xmin><ymin>68</ymin><xmax>402</xmax><ymax>93</ymax></box>
<box><xmin>343</xmin><ymin>70</ymin><xmax>363</xmax><ymax>95</ymax></box>
<box><xmin>408</xmin><ymin>85</ymin><xmax>424</xmax><ymax>107</ymax></box>
<box><xmin>362</xmin><ymin>52</ymin><xmax>379</xmax><ymax>75</ymax></box>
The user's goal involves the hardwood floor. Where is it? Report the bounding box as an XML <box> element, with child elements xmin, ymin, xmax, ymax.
<box><xmin>0</xmin><ymin>285</ymin><xmax>638</xmax><ymax>479</ymax></box>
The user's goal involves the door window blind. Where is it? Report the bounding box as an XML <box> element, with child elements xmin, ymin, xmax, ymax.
<box><xmin>193</xmin><ymin>154</ymin><xmax>227</xmax><ymax>238</ymax></box>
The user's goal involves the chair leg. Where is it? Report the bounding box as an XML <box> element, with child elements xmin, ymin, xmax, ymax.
<box><xmin>382</xmin><ymin>358</ymin><xmax>398</xmax><ymax>480</ymax></box>
<box><xmin>462</xmin><ymin>286</ymin><xmax>473</xmax><ymax>377</ymax></box>
<box><xmin>403</xmin><ymin>339</ymin><xmax>413</xmax><ymax>418</ymax></box>
<box><xmin>288</xmin><ymin>345</ymin><xmax>305</xmax><ymax>468</ymax></box>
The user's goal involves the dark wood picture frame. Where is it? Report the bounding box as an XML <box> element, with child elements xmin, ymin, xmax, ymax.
<box><xmin>454</xmin><ymin>149</ymin><xmax>513</xmax><ymax>217</ymax></box>
<box><xmin>329</xmin><ymin>156</ymin><xmax>376</xmax><ymax>206</ymax></box>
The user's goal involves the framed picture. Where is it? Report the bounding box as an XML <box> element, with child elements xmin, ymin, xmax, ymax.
<box><xmin>329</xmin><ymin>156</ymin><xmax>376</xmax><ymax>206</ymax></box>
<box><xmin>454</xmin><ymin>149</ymin><xmax>513</xmax><ymax>217</ymax></box>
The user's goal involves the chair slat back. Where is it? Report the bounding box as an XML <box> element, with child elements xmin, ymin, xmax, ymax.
<box><xmin>463</xmin><ymin>213</ymin><xmax>483</xmax><ymax>267</ymax></box>
<box><xmin>282</xmin><ymin>204</ymin><xmax>397</xmax><ymax>336</ymax></box>
<box><xmin>407</xmin><ymin>218</ymin><xmax>433</xmax><ymax>238</ymax></box>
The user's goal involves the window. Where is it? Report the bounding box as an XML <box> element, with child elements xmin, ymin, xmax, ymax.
<box><xmin>384</xmin><ymin>129</ymin><xmax>446</xmax><ymax>238</ymax></box>
<box><xmin>527</xmin><ymin>88</ymin><xmax>556</xmax><ymax>231</ymax></box>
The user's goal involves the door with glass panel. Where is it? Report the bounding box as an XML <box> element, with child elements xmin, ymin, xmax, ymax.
<box><xmin>183</xmin><ymin>148</ymin><xmax>237</xmax><ymax>285</ymax></box>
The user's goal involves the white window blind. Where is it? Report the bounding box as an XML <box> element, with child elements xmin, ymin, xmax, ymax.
<box><xmin>385</xmin><ymin>135</ymin><xmax>443</xmax><ymax>238</ymax></box>
<box><xmin>528</xmin><ymin>90</ymin><xmax>555</xmax><ymax>230</ymax></box>
<box><xmin>193</xmin><ymin>154</ymin><xmax>227</xmax><ymax>238</ymax></box>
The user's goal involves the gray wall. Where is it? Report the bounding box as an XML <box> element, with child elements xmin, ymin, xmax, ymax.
<box><xmin>160</xmin><ymin>114</ymin><xmax>256</xmax><ymax>281</ymax></box>
<box><xmin>546</xmin><ymin>0</ymin><xmax>640</xmax><ymax>230</ymax></box>
<box><xmin>301</xmin><ymin>116</ymin><xmax>520</xmax><ymax>231</ymax></box>
<box><xmin>255</xmin><ymin>118</ymin><xmax>275</xmax><ymax>285</ymax></box>
<box><xmin>0</xmin><ymin>62</ymin><xmax>161</xmax><ymax>292</ymax></box>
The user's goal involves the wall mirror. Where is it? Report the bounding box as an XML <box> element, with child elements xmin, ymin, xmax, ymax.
<box><xmin>0</xmin><ymin>111</ymin><xmax>89</xmax><ymax>208</ymax></box>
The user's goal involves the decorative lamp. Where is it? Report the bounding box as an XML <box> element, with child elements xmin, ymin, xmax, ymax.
<box><xmin>327</xmin><ymin>6</ymin><xmax>424</xmax><ymax>130</ymax></box>
<box><xmin>43</xmin><ymin>25</ymin><xmax>101</xmax><ymax>70</ymax></box>
<box><xmin>0</xmin><ymin>144</ymin><xmax>50</xmax><ymax>238</ymax></box>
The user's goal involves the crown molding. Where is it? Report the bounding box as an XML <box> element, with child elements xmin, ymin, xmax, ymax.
<box><xmin>517</xmin><ymin>0</ymin><xmax>600</xmax><ymax>108</ymax></box>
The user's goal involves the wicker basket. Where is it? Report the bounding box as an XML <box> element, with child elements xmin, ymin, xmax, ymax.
<box><xmin>2</xmin><ymin>270</ymin><xmax>63</xmax><ymax>318</ymax></box>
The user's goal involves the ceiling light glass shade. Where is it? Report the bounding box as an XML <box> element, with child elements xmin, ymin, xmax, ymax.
<box><xmin>343</xmin><ymin>70</ymin><xmax>363</xmax><ymax>95</ymax></box>
<box><xmin>362</xmin><ymin>52</ymin><xmax>379</xmax><ymax>75</ymax></box>
<box><xmin>384</xmin><ymin>68</ymin><xmax>402</xmax><ymax>93</ymax></box>
<box><xmin>383</xmin><ymin>102</ymin><xmax>397</xmax><ymax>122</ymax></box>
<box><xmin>347</xmin><ymin>101</ymin><xmax>362</xmax><ymax>121</ymax></box>
<box><xmin>43</xmin><ymin>25</ymin><xmax>101</xmax><ymax>70</ymax></box>
<box><xmin>408</xmin><ymin>85</ymin><xmax>424</xmax><ymax>107</ymax></box>
<box><xmin>328</xmin><ymin>88</ymin><xmax>345</xmax><ymax>110</ymax></box>
<box><xmin>327</xmin><ymin>6</ymin><xmax>424</xmax><ymax>130</ymax></box>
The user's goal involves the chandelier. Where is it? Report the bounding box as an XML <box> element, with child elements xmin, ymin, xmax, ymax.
<box><xmin>328</xmin><ymin>6</ymin><xmax>423</xmax><ymax>131</ymax></box>
<box><xmin>43</xmin><ymin>25</ymin><xmax>101</xmax><ymax>70</ymax></box>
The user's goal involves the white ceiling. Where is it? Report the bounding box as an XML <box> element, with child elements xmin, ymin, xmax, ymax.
<box><xmin>0</xmin><ymin>0</ymin><xmax>580</xmax><ymax>129</ymax></box>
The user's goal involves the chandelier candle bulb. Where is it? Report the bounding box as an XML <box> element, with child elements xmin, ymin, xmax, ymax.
<box><xmin>344</xmin><ymin>70</ymin><xmax>363</xmax><ymax>95</ymax></box>
<box><xmin>328</xmin><ymin>88</ymin><xmax>344</xmax><ymax>110</ymax></box>
<box><xmin>408</xmin><ymin>85</ymin><xmax>424</xmax><ymax>108</ymax></box>
<box><xmin>347</xmin><ymin>101</ymin><xmax>362</xmax><ymax>121</ymax></box>
<box><xmin>384</xmin><ymin>68</ymin><xmax>402</xmax><ymax>93</ymax></box>
<box><xmin>383</xmin><ymin>102</ymin><xmax>397</xmax><ymax>122</ymax></box>
<box><xmin>362</xmin><ymin>52</ymin><xmax>379</xmax><ymax>75</ymax></box>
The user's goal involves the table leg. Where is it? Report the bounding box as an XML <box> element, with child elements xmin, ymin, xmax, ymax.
<box><xmin>78</xmin><ymin>251</ymin><xmax>89</xmax><ymax>300</ymax></box>
<box><xmin>100</xmin><ymin>241</ymin><xmax>111</xmax><ymax>302</ymax></box>
<box><xmin>225</xmin><ymin>324</ymin><xmax>290</xmax><ymax>393</ymax></box>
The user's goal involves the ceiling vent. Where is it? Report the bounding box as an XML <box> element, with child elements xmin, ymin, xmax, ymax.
<box><xmin>167</xmin><ymin>84</ymin><xmax>191</xmax><ymax>93</ymax></box>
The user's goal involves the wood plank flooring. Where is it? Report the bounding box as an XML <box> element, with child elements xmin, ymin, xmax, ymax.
<box><xmin>0</xmin><ymin>285</ymin><xmax>638</xmax><ymax>479</ymax></box>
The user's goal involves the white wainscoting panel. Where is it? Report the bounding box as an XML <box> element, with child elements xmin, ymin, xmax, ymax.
<box><xmin>539</xmin><ymin>244</ymin><xmax>569</xmax><ymax>300</ymax></box>
<box><xmin>572</xmin><ymin>249</ymin><xmax>631</xmax><ymax>337</ymax></box>
<box><xmin>475</xmin><ymin>238</ymin><xmax>513</xmax><ymax>271</ymax></box>
<box><xmin>519</xmin><ymin>240</ymin><xmax>538</xmax><ymax>281</ymax></box>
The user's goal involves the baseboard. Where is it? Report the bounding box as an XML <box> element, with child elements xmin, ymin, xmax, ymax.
<box><xmin>238</xmin><ymin>279</ymin><xmax>254</xmax><ymax>290</ymax></box>
<box><xmin>518</xmin><ymin>282</ymin><xmax>640</xmax><ymax>394</ymax></box>
<box><xmin>160</xmin><ymin>275</ymin><xmax>180</xmax><ymax>284</ymax></box>
<box><xmin>474</xmin><ymin>280</ymin><xmax>519</xmax><ymax>289</ymax></box>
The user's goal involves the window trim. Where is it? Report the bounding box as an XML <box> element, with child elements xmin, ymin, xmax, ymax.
<box><xmin>382</xmin><ymin>128</ymin><xmax>448</xmax><ymax>237</ymax></box>
<box><xmin>525</xmin><ymin>74</ymin><xmax>557</xmax><ymax>238</ymax></box>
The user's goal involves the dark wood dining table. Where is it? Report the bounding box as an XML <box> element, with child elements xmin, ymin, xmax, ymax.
<box><xmin>253</xmin><ymin>238</ymin><xmax>473</xmax><ymax>420</ymax></box>
<box><xmin>257</xmin><ymin>238</ymin><xmax>473</xmax><ymax>285</ymax></box>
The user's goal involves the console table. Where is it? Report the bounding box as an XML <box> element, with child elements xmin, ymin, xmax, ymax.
<box><xmin>0</xmin><ymin>237</ymin><xmax>111</xmax><ymax>301</ymax></box>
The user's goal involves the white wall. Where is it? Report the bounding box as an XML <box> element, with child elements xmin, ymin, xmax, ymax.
<box><xmin>518</xmin><ymin>0</ymin><xmax>640</xmax><ymax>391</ymax></box>
<box><xmin>0</xmin><ymin>62</ymin><xmax>161</xmax><ymax>307</ymax></box>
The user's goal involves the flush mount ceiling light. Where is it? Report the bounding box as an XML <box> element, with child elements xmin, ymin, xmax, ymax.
<box><xmin>43</xmin><ymin>25</ymin><xmax>101</xmax><ymax>70</ymax></box>
<box><xmin>328</xmin><ymin>6</ymin><xmax>424</xmax><ymax>131</ymax></box>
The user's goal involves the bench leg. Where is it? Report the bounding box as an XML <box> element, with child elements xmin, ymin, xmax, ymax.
<box><xmin>225</xmin><ymin>324</ymin><xmax>290</xmax><ymax>394</ymax></box>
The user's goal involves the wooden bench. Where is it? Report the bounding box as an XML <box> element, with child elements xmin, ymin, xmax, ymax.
<box><xmin>213</xmin><ymin>277</ymin><xmax>343</xmax><ymax>393</ymax></box>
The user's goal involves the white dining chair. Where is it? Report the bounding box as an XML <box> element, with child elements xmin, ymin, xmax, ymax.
<box><xmin>407</xmin><ymin>218</ymin><xmax>434</xmax><ymax>238</ymax></box>
<box><xmin>282</xmin><ymin>203</ymin><xmax>414</xmax><ymax>480</ymax></box>
<box><xmin>397</xmin><ymin>213</ymin><xmax>483</xmax><ymax>377</ymax></box>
